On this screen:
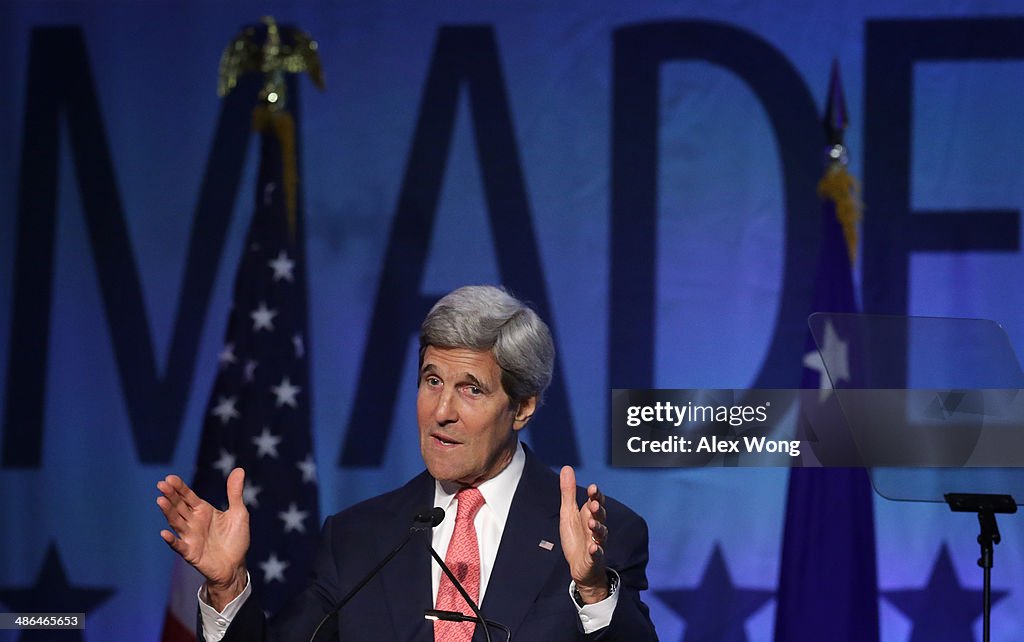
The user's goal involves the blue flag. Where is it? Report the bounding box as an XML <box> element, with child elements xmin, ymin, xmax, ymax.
<box><xmin>773</xmin><ymin>63</ymin><xmax>880</xmax><ymax>642</ymax></box>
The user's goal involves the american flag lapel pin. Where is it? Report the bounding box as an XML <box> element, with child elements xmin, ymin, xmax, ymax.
<box><xmin>538</xmin><ymin>539</ymin><xmax>554</xmax><ymax>551</ymax></box>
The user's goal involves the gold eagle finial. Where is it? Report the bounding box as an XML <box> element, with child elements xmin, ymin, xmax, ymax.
<box><xmin>218</xmin><ymin>16</ymin><xmax>324</xmax><ymax>108</ymax></box>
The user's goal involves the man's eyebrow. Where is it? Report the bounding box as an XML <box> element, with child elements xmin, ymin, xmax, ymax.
<box><xmin>420</xmin><ymin>364</ymin><xmax>492</xmax><ymax>391</ymax></box>
<box><xmin>462</xmin><ymin>373</ymin><xmax>491</xmax><ymax>391</ymax></box>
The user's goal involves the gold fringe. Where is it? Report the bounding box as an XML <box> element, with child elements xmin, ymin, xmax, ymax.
<box><xmin>817</xmin><ymin>163</ymin><xmax>862</xmax><ymax>265</ymax></box>
<box><xmin>252</xmin><ymin>106</ymin><xmax>298</xmax><ymax>240</ymax></box>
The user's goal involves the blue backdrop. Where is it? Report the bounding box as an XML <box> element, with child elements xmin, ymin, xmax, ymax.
<box><xmin>2</xmin><ymin>1</ymin><xmax>1024</xmax><ymax>640</ymax></box>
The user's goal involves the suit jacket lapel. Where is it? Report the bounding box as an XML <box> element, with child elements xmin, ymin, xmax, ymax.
<box><xmin>478</xmin><ymin>448</ymin><xmax>561</xmax><ymax>639</ymax></box>
<box><xmin>377</xmin><ymin>471</ymin><xmax>436</xmax><ymax>642</ymax></box>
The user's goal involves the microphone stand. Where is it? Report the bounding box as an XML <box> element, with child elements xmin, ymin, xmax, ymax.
<box><xmin>308</xmin><ymin>508</ymin><xmax>443</xmax><ymax>642</ymax></box>
<box><xmin>425</xmin><ymin>609</ymin><xmax>511</xmax><ymax>642</ymax></box>
<box><xmin>425</xmin><ymin>541</ymin><xmax>493</xmax><ymax>642</ymax></box>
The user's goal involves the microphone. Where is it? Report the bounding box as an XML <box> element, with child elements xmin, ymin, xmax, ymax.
<box><xmin>425</xmin><ymin>609</ymin><xmax>511</xmax><ymax>642</ymax></box>
<box><xmin>425</xmin><ymin>534</ymin><xmax>498</xmax><ymax>642</ymax></box>
<box><xmin>308</xmin><ymin>507</ymin><xmax>444</xmax><ymax>642</ymax></box>
<box><xmin>415</xmin><ymin>507</ymin><xmax>445</xmax><ymax>531</ymax></box>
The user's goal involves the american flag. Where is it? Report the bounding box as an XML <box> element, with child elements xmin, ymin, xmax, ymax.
<box><xmin>161</xmin><ymin>103</ymin><xmax>320</xmax><ymax>640</ymax></box>
<box><xmin>773</xmin><ymin>62</ymin><xmax>880</xmax><ymax>642</ymax></box>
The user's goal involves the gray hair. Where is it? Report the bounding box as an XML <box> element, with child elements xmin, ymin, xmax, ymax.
<box><xmin>419</xmin><ymin>285</ymin><xmax>555</xmax><ymax>405</ymax></box>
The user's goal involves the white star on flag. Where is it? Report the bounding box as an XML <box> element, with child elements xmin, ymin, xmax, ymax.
<box><xmin>212</xmin><ymin>449</ymin><xmax>236</xmax><ymax>478</ymax></box>
<box><xmin>250</xmin><ymin>302</ymin><xmax>278</xmax><ymax>332</ymax></box>
<box><xmin>252</xmin><ymin>427</ymin><xmax>282</xmax><ymax>459</ymax></box>
<box><xmin>244</xmin><ymin>359</ymin><xmax>258</xmax><ymax>382</ymax></box>
<box><xmin>292</xmin><ymin>334</ymin><xmax>305</xmax><ymax>358</ymax></box>
<box><xmin>211</xmin><ymin>396</ymin><xmax>240</xmax><ymax>424</ymax></box>
<box><xmin>218</xmin><ymin>343</ymin><xmax>238</xmax><ymax>368</ymax></box>
<box><xmin>268</xmin><ymin>250</ymin><xmax>295</xmax><ymax>282</ymax></box>
<box><xmin>803</xmin><ymin>318</ymin><xmax>850</xmax><ymax>402</ymax></box>
<box><xmin>242</xmin><ymin>480</ymin><xmax>263</xmax><ymax>508</ymax></box>
<box><xmin>259</xmin><ymin>553</ymin><xmax>290</xmax><ymax>584</ymax></box>
<box><xmin>297</xmin><ymin>454</ymin><xmax>317</xmax><ymax>484</ymax></box>
<box><xmin>278</xmin><ymin>502</ymin><xmax>310</xmax><ymax>534</ymax></box>
<box><xmin>271</xmin><ymin>376</ymin><xmax>301</xmax><ymax>408</ymax></box>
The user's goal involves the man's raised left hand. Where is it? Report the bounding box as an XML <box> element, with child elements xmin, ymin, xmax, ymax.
<box><xmin>558</xmin><ymin>465</ymin><xmax>609</xmax><ymax>604</ymax></box>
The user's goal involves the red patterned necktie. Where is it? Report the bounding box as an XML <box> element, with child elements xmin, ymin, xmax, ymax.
<box><xmin>434</xmin><ymin>487</ymin><xmax>485</xmax><ymax>642</ymax></box>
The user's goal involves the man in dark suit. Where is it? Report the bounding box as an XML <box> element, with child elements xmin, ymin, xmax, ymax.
<box><xmin>157</xmin><ymin>285</ymin><xmax>658</xmax><ymax>641</ymax></box>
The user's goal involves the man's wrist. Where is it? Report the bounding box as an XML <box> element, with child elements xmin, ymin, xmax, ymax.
<box><xmin>574</xmin><ymin>569</ymin><xmax>615</xmax><ymax>605</ymax></box>
<box><xmin>206</xmin><ymin>567</ymin><xmax>248</xmax><ymax>611</ymax></box>
<box><xmin>576</xmin><ymin>583</ymin><xmax>608</xmax><ymax>604</ymax></box>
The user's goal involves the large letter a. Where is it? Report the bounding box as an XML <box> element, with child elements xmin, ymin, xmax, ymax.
<box><xmin>340</xmin><ymin>26</ymin><xmax>578</xmax><ymax>467</ymax></box>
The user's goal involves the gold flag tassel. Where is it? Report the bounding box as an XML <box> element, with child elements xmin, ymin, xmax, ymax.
<box><xmin>817</xmin><ymin>161</ymin><xmax>862</xmax><ymax>266</ymax></box>
<box><xmin>219</xmin><ymin>15</ymin><xmax>324</xmax><ymax>240</ymax></box>
<box><xmin>253</xmin><ymin>107</ymin><xmax>298</xmax><ymax>239</ymax></box>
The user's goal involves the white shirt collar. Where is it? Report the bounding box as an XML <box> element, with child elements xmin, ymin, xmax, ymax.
<box><xmin>433</xmin><ymin>440</ymin><xmax>525</xmax><ymax>530</ymax></box>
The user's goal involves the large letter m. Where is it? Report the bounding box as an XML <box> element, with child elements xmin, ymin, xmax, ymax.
<box><xmin>3</xmin><ymin>27</ymin><xmax>259</xmax><ymax>466</ymax></box>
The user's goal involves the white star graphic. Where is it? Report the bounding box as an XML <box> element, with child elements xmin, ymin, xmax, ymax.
<box><xmin>211</xmin><ymin>396</ymin><xmax>240</xmax><ymax>424</ymax></box>
<box><xmin>252</xmin><ymin>427</ymin><xmax>282</xmax><ymax>459</ymax></box>
<box><xmin>803</xmin><ymin>319</ymin><xmax>850</xmax><ymax>401</ymax></box>
<box><xmin>244</xmin><ymin>359</ymin><xmax>258</xmax><ymax>383</ymax></box>
<box><xmin>297</xmin><ymin>454</ymin><xmax>317</xmax><ymax>484</ymax></box>
<box><xmin>250</xmin><ymin>302</ymin><xmax>277</xmax><ymax>332</ymax></box>
<box><xmin>278</xmin><ymin>502</ymin><xmax>310</xmax><ymax>534</ymax></box>
<box><xmin>271</xmin><ymin>376</ymin><xmax>301</xmax><ymax>408</ymax></box>
<box><xmin>242</xmin><ymin>480</ymin><xmax>263</xmax><ymax>508</ymax></box>
<box><xmin>292</xmin><ymin>334</ymin><xmax>305</xmax><ymax>358</ymax></box>
<box><xmin>268</xmin><ymin>250</ymin><xmax>295</xmax><ymax>282</ymax></box>
<box><xmin>262</xmin><ymin>182</ymin><xmax>276</xmax><ymax>207</ymax></box>
<box><xmin>218</xmin><ymin>343</ymin><xmax>237</xmax><ymax>368</ymax></box>
<box><xmin>212</xmin><ymin>449</ymin><xmax>236</xmax><ymax>478</ymax></box>
<box><xmin>259</xmin><ymin>552</ymin><xmax>289</xmax><ymax>584</ymax></box>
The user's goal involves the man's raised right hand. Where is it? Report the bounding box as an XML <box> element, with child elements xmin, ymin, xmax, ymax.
<box><xmin>157</xmin><ymin>467</ymin><xmax>251</xmax><ymax>610</ymax></box>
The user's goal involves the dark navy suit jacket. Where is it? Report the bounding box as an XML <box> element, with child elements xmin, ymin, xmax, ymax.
<box><xmin>215</xmin><ymin>447</ymin><xmax>658</xmax><ymax>641</ymax></box>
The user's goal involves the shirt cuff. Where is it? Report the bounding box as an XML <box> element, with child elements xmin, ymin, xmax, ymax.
<box><xmin>198</xmin><ymin>572</ymin><xmax>252</xmax><ymax>642</ymax></box>
<box><xmin>568</xmin><ymin>569</ymin><xmax>620</xmax><ymax>633</ymax></box>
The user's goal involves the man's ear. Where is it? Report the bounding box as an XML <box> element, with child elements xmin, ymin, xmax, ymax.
<box><xmin>512</xmin><ymin>396</ymin><xmax>538</xmax><ymax>431</ymax></box>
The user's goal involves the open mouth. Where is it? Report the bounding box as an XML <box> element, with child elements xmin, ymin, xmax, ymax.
<box><xmin>432</xmin><ymin>433</ymin><xmax>462</xmax><ymax>447</ymax></box>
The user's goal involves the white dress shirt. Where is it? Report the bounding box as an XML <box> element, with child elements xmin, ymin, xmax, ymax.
<box><xmin>199</xmin><ymin>441</ymin><xmax>618</xmax><ymax>640</ymax></box>
<box><xmin>430</xmin><ymin>440</ymin><xmax>525</xmax><ymax>603</ymax></box>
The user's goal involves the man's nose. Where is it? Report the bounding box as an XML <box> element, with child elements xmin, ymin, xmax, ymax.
<box><xmin>433</xmin><ymin>388</ymin><xmax>458</xmax><ymax>425</ymax></box>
